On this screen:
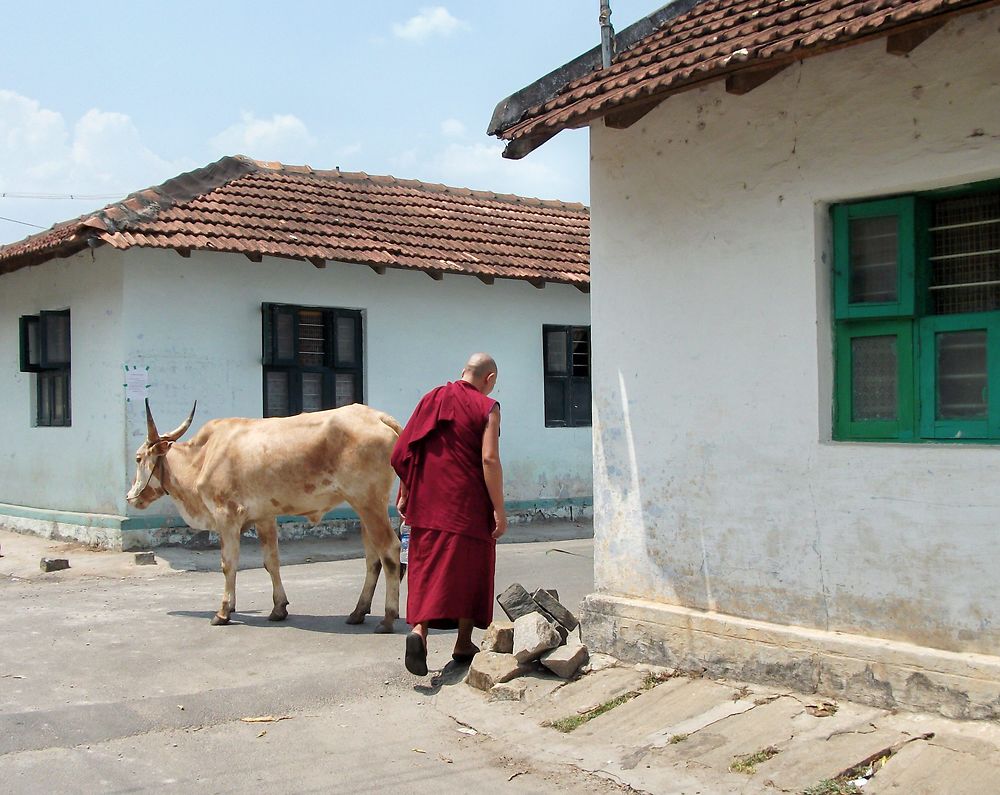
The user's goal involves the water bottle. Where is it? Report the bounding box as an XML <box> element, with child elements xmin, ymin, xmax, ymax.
<box><xmin>400</xmin><ymin>523</ymin><xmax>411</xmax><ymax>565</ymax></box>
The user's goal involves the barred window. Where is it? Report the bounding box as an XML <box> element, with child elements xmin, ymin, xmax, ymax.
<box><xmin>543</xmin><ymin>325</ymin><xmax>591</xmax><ymax>428</ymax></box>
<box><xmin>833</xmin><ymin>184</ymin><xmax>999</xmax><ymax>442</ymax></box>
<box><xmin>20</xmin><ymin>309</ymin><xmax>71</xmax><ymax>427</ymax></box>
<box><xmin>262</xmin><ymin>303</ymin><xmax>363</xmax><ymax>417</ymax></box>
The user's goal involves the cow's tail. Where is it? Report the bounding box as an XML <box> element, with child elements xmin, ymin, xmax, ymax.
<box><xmin>378</xmin><ymin>412</ymin><xmax>403</xmax><ymax>438</ymax></box>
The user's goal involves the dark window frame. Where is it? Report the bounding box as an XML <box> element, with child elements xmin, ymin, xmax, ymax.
<box><xmin>832</xmin><ymin>180</ymin><xmax>1000</xmax><ymax>443</ymax></box>
<box><xmin>261</xmin><ymin>303</ymin><xmax>364</xmax><ymax>417</ymax></box>
<box><xmin>20</xmin><ymin>309</ymin><xmax>71</xmax><ymax>427</ymax></box>
<box><xmin>543</xmin><ymin>324</ymin><xmax>592</xmax><ymax>428</ymax></box>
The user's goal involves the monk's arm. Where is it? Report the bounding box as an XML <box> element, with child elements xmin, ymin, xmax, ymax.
<box><xmin>482</xmin><ymin>406</ymin><xmax>507</xmax><ymax>539</ymax></box>
<box><xmin>396</xmin><ymin>481</ymin><xmax>408</xmax><ymax>521</ymax></box>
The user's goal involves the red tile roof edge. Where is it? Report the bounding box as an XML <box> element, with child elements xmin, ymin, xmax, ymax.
<box><xmin>489</xmin><ymin>0</ymin><xmax>997</xmax><ymax>157</ymax></box>
<box><xmin>0</xmin><ymin>155</ymin><xmax>590</xmax><ymax>286</ymax></box>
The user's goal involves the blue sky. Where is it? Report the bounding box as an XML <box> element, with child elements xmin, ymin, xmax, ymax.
<box><xmin>0</xmin><ymin>1</ymin><xmax>653</xmax><ymax>245</ymax></box>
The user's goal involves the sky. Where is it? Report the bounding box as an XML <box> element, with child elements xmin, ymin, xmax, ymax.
<box><xmin>0</xmin><ymin>1</ymin><xmax>654</xmax><ymax>245</ymax></box>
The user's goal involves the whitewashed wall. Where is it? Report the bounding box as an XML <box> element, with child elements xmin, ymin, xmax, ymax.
<box><xmin>0</xmin><ymin>249</ymin><xmax>126</xmax><ymax>519</ymax></box>
<box><xmin>121</xmin><ymin>249</ymin><xmax>592</xmax><ymax>523</ymax></box>
<box><xmin>589</xmin><ymin>9</ymin><xmax>1000</xmax><ymax>656</ymax></box>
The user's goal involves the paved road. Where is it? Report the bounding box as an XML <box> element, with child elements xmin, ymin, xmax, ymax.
<box><xmin>0</xmin><ymin>529</ymin><xmax>609</xmax><ymax>794</ymax></box>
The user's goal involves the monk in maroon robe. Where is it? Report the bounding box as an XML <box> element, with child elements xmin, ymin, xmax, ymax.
<box><xmin>391</xmin><ymin>353</ymin><xmax>507</xmax><ymax>676</ymax></box>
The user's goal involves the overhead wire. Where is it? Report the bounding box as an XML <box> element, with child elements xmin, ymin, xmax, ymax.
<box><xmin>0</xmin><ymin>215</ymin><xmax>46</xmax><ymax>229</ymax></box>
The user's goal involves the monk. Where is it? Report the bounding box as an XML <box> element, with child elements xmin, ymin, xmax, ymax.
<box><xmin>391</xmin><ymin>353</ymin><xmax>507</xmax><ymax>676</ymax></box>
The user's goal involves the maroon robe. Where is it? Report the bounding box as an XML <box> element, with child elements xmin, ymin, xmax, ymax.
<box><xmin>391</xmin><ymin>380</ymin><xmax>499</xmax><ymax>629</ymax></box>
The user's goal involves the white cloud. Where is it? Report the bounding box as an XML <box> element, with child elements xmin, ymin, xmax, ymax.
<box><xmin>392</xmin><ymin>7</ymin><xmax>466</xmax><ymax>42</ymax></box>
<box><xmin>210</xmin><ymin>112</ymin><xmax>316</xmax><ymax>163</ymax></box>
<box><xmin>440</xmin><ymin>118</ymin><xmax>466</xmax><ymax>138</ymax></box>
<box><xmin>424</xmin><ymin>140</ymin><xmax>582</xmax><ymax>203</ymax></box>
<box><xmin>0</xmin><ymin>90</ymin><xmax>192</xmax><ymax>243</ymax></box>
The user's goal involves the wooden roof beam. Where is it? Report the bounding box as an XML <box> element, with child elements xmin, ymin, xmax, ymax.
<box><xmin>574</xmin><ymin>283</ymin><xmax>590</xmax><ymax>294</ymax></box>
<box><xmin>477</xmin><ymin>274</ymin><xmax>495</xmax><ymax>285</ymax></box>
<box><xmin>605</xmin><ymin>96</ymin><xmax>665</xmax><ymax>129</ymax></box>
<box><xmin>369</xmin><ymin>264</ymin><xmax>387</xmax><ymax>275</ymax></box>
<box><xmin>245</xmin><ymin>252</ymin><xmax>262</xmax><ymax>263</ymax></box>
<box><xmin>886</xmin><ymin>20</ymin><xmax>945</xmax><ymax>56</ymax></box>
<box><xmin>426</xmin><ymin>269</ymin><xmax>443</xmax><ymax>281</ymax></box>
<box><xmin>528</xmin><ymin>278</ymin><xmax>546</xmax><ymax>289</ymax></box>
<box><xmin>725</xmin><ymin>64</ymin><xmax>788</xmax><ymax>95</ymax></box>
<box><xmin>175</xmin><ymin>247</ymin><xmax>191</xmax><ymax>258</ymax></box>
<box><xmin>309</xmin><ymin>257</ymin><xmax>326</xmax><ymax>269</ymax></box>
<box><xmin>502</xmin><ymin>130</ymin><xmax>558</xmax><ymax>160</ymax></box>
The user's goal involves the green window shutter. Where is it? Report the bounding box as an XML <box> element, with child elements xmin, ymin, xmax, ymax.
<box><xmin>918</xmin><ymin>312</ymin><xmax>999</xmax><ymax>440</ymax></box>
<box><xmin>834</xmin><ymin>319</ymin><xmax>916</xmax><ymax>440</ymax></box>
<box><xmin>833</xmin><ymin>197</ymin><xmax>917</xmax><ymax>320</ymax></box>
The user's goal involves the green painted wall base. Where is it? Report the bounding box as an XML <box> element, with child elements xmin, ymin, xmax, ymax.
<box><xmin>0</xmin><ymin>497</ymin><xmax>593</xmax><ymax>551</ymax></box>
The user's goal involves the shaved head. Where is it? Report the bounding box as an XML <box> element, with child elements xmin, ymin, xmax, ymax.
<box><xmin>461</xmin><ymin>352</ymin><xmax>498</xmax><ymax>395</ymax></box>
<box><xmin>464</xmin><ymin>352</ymin><xmax>497</xmax><ymax>378</ymax></box>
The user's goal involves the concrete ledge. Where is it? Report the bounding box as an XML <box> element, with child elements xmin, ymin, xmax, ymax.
<box><xmin>0</xmin><ymin>496</ymin><xmax>593</xmax><ymax>551</ymax></box>
<box><xmin>580</xmin><ymin>593</ymin><xmax>1000</xmax><ymax>720</ymax></box>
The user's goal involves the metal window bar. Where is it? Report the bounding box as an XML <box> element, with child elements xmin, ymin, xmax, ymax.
<box><xmin>931</xmin><ymin>192</ymin><xmax>1000</xmax><ymax>314</ymax></box>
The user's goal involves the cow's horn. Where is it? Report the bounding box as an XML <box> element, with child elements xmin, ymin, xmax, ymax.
<box><xmin>161</xmin><ymin>401</ymin><xmax>197</xmax><ymax>442</ymax></box>
<box><xmin>145</xmin><ymin>398</ymin><xmax>160</xmax><ymax>442</ymax></box>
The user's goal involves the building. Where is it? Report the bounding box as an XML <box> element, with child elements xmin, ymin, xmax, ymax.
<box><xmin>0</xmin><ymin>156</ymin><xmax>592</xmax><ymax>549</ymax></box>
<box><xmin>491</xmin><ymin>0</ymin><xmax>1000</xmax><ymax>717</ymax></box>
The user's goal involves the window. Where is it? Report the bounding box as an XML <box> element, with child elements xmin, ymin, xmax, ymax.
<box><xmin>543</xmin><ymin>325</ymin><xmax>591</xmax><ymax>427</ymax></box>
<box><xmin>261</xmin><ymin>303</ymin><xmax>363</xmax><ymax>417</ymax></box>
<box><xmin>20</xmin><ymin>309</ymin><xmax>71</xmax><ymax>427</ymax></box>
<box><xmin>833</xmin><ymin>182</ymin><xmax>1000</xmax><ymax>442</ymax></box>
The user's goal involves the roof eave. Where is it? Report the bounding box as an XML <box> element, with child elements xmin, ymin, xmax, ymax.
<box><xmin>488</xmin><ymin>0</ymin><xmax>703</xmax><ymax>138</ymax></box>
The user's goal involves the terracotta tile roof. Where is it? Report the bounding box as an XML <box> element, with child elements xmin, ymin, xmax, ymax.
<box><xmin>0</xmin><ymin>156</ymin><xmax>590</xmax><ymax>288</ymax></box>
<box><xmin>490</xmin><ymin>0</ymin><xmax>996</xmax><ymax>157</ymax></box>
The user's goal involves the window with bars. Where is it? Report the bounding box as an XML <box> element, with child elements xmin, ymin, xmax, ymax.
<box><xmin>262</xmin><ymin>303</ymin><xmax>363</xmax><ymax>417</ymax></box>
<box><xmin>543</xmin><ymin>325</ymin><xmax>592</xmax><ymax>427</ymax></box>
<box><xmin>832</xmin><ymin>182</ymin><xmax>1000</xmax><ymax>442</ymax></box>
<box><xmin>19</xmin><ymin>309</ymin><xmax>71</xmax><ymax>427</ymax></box>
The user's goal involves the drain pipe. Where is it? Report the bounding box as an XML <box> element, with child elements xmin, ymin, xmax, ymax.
<box><xmin>599</xmin><ymin>0</ymin><xmax>615</xmax><ymax>69</ymax></box>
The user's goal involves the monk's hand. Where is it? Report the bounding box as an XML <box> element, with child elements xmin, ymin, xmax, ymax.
<box><xmin>492</xmin><ymin>510</ymin><xmax>508</xmax><ymax>540</ymax></box>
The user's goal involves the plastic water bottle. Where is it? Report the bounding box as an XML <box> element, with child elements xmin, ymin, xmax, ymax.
<box><xmin>400</xmin><ymin>523</ymin><xmax>411</xmax><ymax>565</ymax></box>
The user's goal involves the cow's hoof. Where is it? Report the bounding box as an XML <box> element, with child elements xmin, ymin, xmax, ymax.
<box><xmin>268</xmin><ymin>606</ymin><xmax>288</xmax><ymax>622</ymax></box>
<box><xmin>374</xmin><ymin>621</ymin><xmax>395</xmax><ymax>634</ymax></box>
<box><xmin>210</xmin><ymin>614</ymin><xmax>230</xmax><ymax>626</ymax></box>
<box><xmin>345</xmin><ymin>612</ymin><xmax>366</xmax><ymax>625</ymax></box>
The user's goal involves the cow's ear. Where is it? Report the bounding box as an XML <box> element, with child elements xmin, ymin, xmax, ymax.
<box><xmin>151</xmin><ymin>440</ymin><xmax>172</xmax><ymax>456</ymax></box>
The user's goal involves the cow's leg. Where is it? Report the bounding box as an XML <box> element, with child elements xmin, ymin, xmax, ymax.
<box><xmin>346</xmin><ymin>528</ymin><xmax>381</xmax><ymax>626</ymax></box>
<box><xmin>257</xmin><ymin>517</ymin><xmax>289</xmax><ymax>621</ymax></box>
<box><xmin>212</xmin><ymin>528</ymin><xmax>240</xmax><ymax>626</ymax></box>
<box><xmin>353</xmin><ymin>503</ymin><xmax>401</xmax><ymax>634</ymax></box>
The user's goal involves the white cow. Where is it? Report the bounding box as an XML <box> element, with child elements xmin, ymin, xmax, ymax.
<box><xmin>127</xmin><ymin>400</ymin><xmax>402</xmax><ymax>631</ymax></box>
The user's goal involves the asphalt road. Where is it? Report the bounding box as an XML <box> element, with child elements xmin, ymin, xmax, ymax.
<box><xmin>0</xmin><ymin>531</ymin><xmax>603</xmax><ymax>794</ymax></box>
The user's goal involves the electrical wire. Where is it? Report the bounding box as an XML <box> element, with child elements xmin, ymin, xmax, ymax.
<box><xmin>1</xmin><ymin>191</ymin><xmax>125</xmax><ymax>200</ymax></box>
<box><xmin>0</xmin><ymin>215</ymin><xmax>46</xmax><ymax>229</ymax></box>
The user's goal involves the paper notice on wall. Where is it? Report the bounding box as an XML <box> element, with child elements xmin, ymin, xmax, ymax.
<box><xmin>124</xmin><ymin>367</ymin><xmax>149</xmax><ymax>401</ymax></box>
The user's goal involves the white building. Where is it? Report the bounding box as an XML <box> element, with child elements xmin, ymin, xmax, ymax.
<box><xmin>0</xmin><ymin>156</ymin><xmax>592</xmax><ymax>549</ymax></box>
<box><xmin>491</xmin><ymin>1</ymin><xmax>1000</xmax><ymax>717</ymax></box>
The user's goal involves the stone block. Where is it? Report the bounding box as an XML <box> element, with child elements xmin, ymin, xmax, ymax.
<box><xmin>39</xmin><ymin>558</ymin><xmax>70</xmax><ymax>573</ymax></box>
<box><xmin>134</xmin><ymin>551</ymin><xmax>156</xmax><ymax>566</ymax></box>
<box><xmin>532</xmin><ymin>588</ymin><xmax>579</xmax><ymax>631</ymax></box>
<box><xmin>513</xmin><ymin>612</ymin><xmax>562</xmax><ymax>664</ymax></box>
<box><xmin>556</xmin><ymin>624</ymin><xmax>570</xmax><ymax>645</ymax></box>
<box><xmin>466</xmin><ymin>652</ymin><xmax>528</xmax><ymax>691</ymax></box>
<box><xmin>541</xmin><ymin>642</ymin><xmax>590</xmax><ymax>679</ymax></box>
<box><xmin>480</xmin><ymin>621</ymin><xmax>515</xmax><ymax>654</ymax></box>
<box><xmin>488</xmin><ymin>681</ymin><xmax>527</xmax><ymax>702</ymax></box>
<box><xmin>496</xmin><ymin>583</ymin><xmax>538</xmax><ymax>622</ymax></box>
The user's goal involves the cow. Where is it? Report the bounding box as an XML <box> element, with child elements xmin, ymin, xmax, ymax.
<box><xmin>126</xmin><ymin>399</ymin><xmax>403</xmax><ymax>632</ymax></box>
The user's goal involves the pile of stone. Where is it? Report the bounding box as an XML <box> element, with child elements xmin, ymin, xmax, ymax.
<box><xmin>467</xmin><ymin>583</ymin><xmax>589</xmax><ymax>696</ymax></box>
